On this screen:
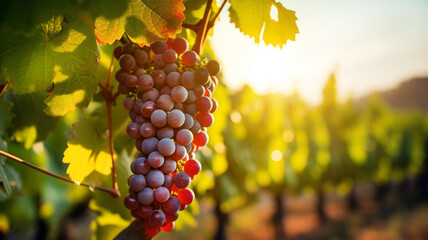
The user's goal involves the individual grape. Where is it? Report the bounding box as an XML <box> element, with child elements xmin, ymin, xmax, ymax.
<box><xmin>123</xmin><ymin>97</ymin><xmax>134</xmax><ymax>110</ymax></box>
<box><xmin>163</xmin><ymin>196</ymin><xmax>181</xmax><ymax>214</ymax></box>
<box><xmin>193</xmin><ymin>131</ymin><xmax>209</xmax><ymax>147</ymax></box>
<box><xmin>123</xmin><ymin>43</ymin><xmax>137</xmax><ymax>55</ymax></box>
<box><xmin>181</xmin><ymin>114</ymin><xmax>194</xmax><ymax>129</ymax></box>
<box><xmin>151</xmin><ymin>40</ymin><xmax>168</xmax><ymax>54</ymax></box>
<box><xmin>125</xmin><ymin>74</ymin><xmax>138</xmax><ymax>88</ymax></box>
<box><xmin>167</xmin><ymin>109</ymin><xmax>185</xmax><ymax>128</ymax></box>
<box><xmin>119</xmin><ymin>54</ymin><xmax>136</xmax><ymax>71</ymax></box>
<box><xmin>166</xmin><ymin>72</ymin><xmax>181</xmax><ymax>87</ymax></box>
<box><xmin>157</xmin><ymin>95</ymin><xmax>174</xmax><ymax>112</ymax></box>
<box><xmin>158</xmin><ymin>138</ymin><xmax>176</xmax><ymax>156</ymax></box>
<box><xmin>163</xmin><ymin>49</ymin><xmax>178</xmax><ymax>63</ymax></box>
<box><xmin>165</xmin><ymin>211</ymin><xmax>179</xmax><ymax>222</ymax></box>
<box><xmin>154</xmin><ymin>187</ymin><xmax>170</xmax><ymax>203</ymax></box>
<box><xmin>171</xmin><ymin>86</ymin><xmax>188</xmax><ymax>103</ymax></box>
<box><xmin>142</xmin><ymin>137</ymin><xmax>159</xmax><ymax>155</ymax></box>
<box><xmin>140</xmin><ymin>101</ymin><xmax>157</xmax><ymax>118</ymax></box>
<box><xmin>153</xmin><ymin>54</ymin><xmax>166</xmax><ymax>67</ymax></box>
<box><xmin>185</xmin><ymin>90</ymin><xmax>196</xmax><ymax>104</ymax></box>
<box><xmin>138</xmin><ymin>187</ymin><xmax>154</xmax><ymax>205</ymax></box>
<box><xmin>163</xmin><ymin>174</ymin><xmax>173</xmax><ymax>188</ymax></box>
<box><xmin>181</xmin><ymin>71</ymin><xmax>196</xmax><ymax>89</ymax></box>
<box><xmin>148</xmin><ymin>151</ymin><xmax>165</xmax><ymax>168</ymax></box>
<box><xmin>206</xmin><ymin>60</ymin><xmax>221</xmax><ymax>76</ymax></box>
<box><xmin>146</xmin><ymin>170</ymin><xmax>165</xmax><ymax>188</ymax></box>
<box><xmin>190</xmin><ymin>120</ymin><xmax>201</xmax><ymax>135</ymax></box>
<box><xmin>149</xmin><ymin>210</ymin><xmax>166</xmax><ymax>226</ymax></box>
<box><xmin>129</xmin><ymin>174</ymin><xmax>146</xmax><ymax>192</ymax></box>
<box><xmin>164</xmin><ymin>63</ymin><xmax>178</xmax><ymax>73</ymax></box>
<box><xmin>182</xmin><ymin>50</ymin><xmax>198</xmax><ymax>67</ymax></box>
<box><xmin>151</xmin><ymin>109</ymin><xmax>168</xmax><ymax>128</ymax></box>
<box><xmin>184</xmin><ymin>103</ymin><xmax>197</xmax><ymax>116</ymax></box>
<box><xmin>137</xmin><ymin>74</ymin><xmax>154</xmax><ymax>91</ymax></box>
<box><xmin>177</xmin><ymin>188</ymin><xmax>194</xmax><ymax>205</ymax></box>
<box><xmin>118</xmin><ymin>83</ymin><xmax>131</xmax><ymax>94</ymax></box>
<box><xmin>169</xmin><ymin>143</ymin><xmax>186</xmax><ymax>161</ymax></box>
<box><xmin>131</xmin><ymin>157</ymin><xmax>151</xmax><ymax>175</ymax></box>
<box><xmin>174</xmin><ymin>171</ymin><xmax>191</xmax><ymax>189</ymax></box>
<box><xmin>196</xmin><ymin>112</ymin><xmax>214</xmax><ymax>127</ymax></box>
<box><xmin>174</xmin><ymin>102</ymin><xmax>184</xmax><ymax>111</ymax></box>
<box><xmin>129</xmin><ymin>110</ymin><xmax>138</xmax><ymax>121</ymax></box>
<box><xmin>127</xmin><ymin>122</ymin><xmax>141</xmax><ymax>139</ymax></box>
<box><xmin>195</xmin><ymin>67</ymin><xmax>209</xmax><ymax>85</ymax></box>
<box><xmin>210</xmin><ymin>98</ymin><xmax>218</xmax><ymax>113</ymax></box>
<box><xmin>161</xmin><ymin>159</ymin><xmax>177</xmax><ymax>174</ymax></box>
<box><xmin>114</xmin><ymin>46</ymin><xmax>123</xmax><ymax>60</ymax></box>
<box><xmin>156</xmin><ymin>126</ymin><xmax>174</xmax><ymax>139</ymax></box>
<box><xmin>133</xmin><ymin>98</ymin><xmax>144</xmax><ymax>113</ymax></box>
<box><xmin>115</xmin><ymin>69</ymin><xmax>130</xmax><ymax>83</ymax></box>
<box><xmin>134</xmin><ymin>68</ymin><xmax>145</xmax><ymax>78</ymax></box>
<box><xmin>176</xmin><ymin>129</ymin><xmax>193</xmax><ymax>146</ymax></box>
<box><xmin>135</xmin><ymin>137</ymin><xmax>143</xmax><ymax>151</ymax></box>
<box><xmin>142</xmin><ymin>88</ymin><xmax>160</xmax><ymax>102</ymax></box>
<box><xmin>193</xmin><ymin>85</ymin><xmax>205</xmax><ymax>97</ymax></box>
<box><xmin>172</xmin><ymin>37</ymin><xmax>188</xmax><ymax>54</ymax></box>
<box><xmin>140</xmin><ymin>122</ymin><xmax>156</xmax><ymax>138</ymax></box>
<box><xmin>160</xmin><ymin>86</ymin><xmax>172</xmax><ymax>95</ymax></box>
<box><xmin>145</xmin><ymin>226</ymin><xmax>161</xmax><ymax>237</ymax></box>
<box><xmin>124</xmin><ymin>194</ymin><xmax>139</xmax><ymax>210</ymax></box>
<box><xmin>134</xmin><ymin>49</ymin><xmax>149</xmax><ymax>65</ymax></box>
<box><xmin>196</xmin><ymin>96</ymin><xmax>213</xmax><ymax>113</ymax></box>
<box><xmin>139</xmin><ymin>205</ymin><xmax>153</xmax><ymax>218</ymax></box>
<box><xmin>204</xmin><ymin>87</ymin><xmax>212</xmax><ymax>97</ymax></box>
<box><xmin>184</xmin><ymin>159</ymin><xmax>201</xmax><ymax>177</ymax></box>
<box><xmin>152</xmin><ymin>70</ymin><xmax>167</xmax><ymax>88</ymax></box>
<box><xmin>135</xmin><ymin>115</ymin><xmax>146</xmax><ymax>124</ymax></box>
<box><xmin>161</xmin><ymin>222</ymin><xmax>174</xmax><ymax>232</ymax></box>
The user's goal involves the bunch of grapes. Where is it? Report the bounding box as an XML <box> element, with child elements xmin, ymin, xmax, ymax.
<box><xmin>115</xmin><ymin>37</ymin><xmax>220</xmax><ymax>237</ymax></box>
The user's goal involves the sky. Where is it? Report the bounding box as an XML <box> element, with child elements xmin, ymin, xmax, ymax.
<box><xmin>210</xmin><ymin>0</ymin><xmax>428</xmax><ymax>104</ymax></box>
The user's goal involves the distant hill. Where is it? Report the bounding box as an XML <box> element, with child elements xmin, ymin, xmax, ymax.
<box><xmin>358</xmin><ymin>77</ymin><xmax>428</xmax><ymax>112</ymax></box>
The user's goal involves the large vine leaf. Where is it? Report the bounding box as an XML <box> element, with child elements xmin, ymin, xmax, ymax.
<box><xmin>94</xmin><ymin>0</ymin><xmax>185</xmax><ymax>46</ymax></box>
<box><xmin>3</xmin><ymin>92</ymin><xmax>58</xmax><ymax>149</ymax></box>
<box><xmin>0</xmin><ymin>15</ymin><xmax>100</xmax><ymax>116</ymax></box>
<box><xmin>229</xmin><ymin>0</ymin><xmax>298</xmax><ymax>48</ymax></box>
<box><xmin>62</xmin><ymin>96</ymin><xmax>130</xmax><ymax>183</ymax></box>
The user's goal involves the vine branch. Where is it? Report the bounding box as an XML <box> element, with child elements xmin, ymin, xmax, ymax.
<box><xmin>0</xmin><ymin>83</ymin><xmax>8</xmax><ymax>96</ymax></box>
<box><xmin>0</xmin><ymin>150</ymin><xmax>120</xmax><ymax>198</ymax></box>
<box><xmin>98</xmin><ymin>42</ymin><xmax>119</xmax><ymax>193</ymax></box>
<box><xmin>192</xmin><ymin>0</ymin><xmax>214</xmax><ymax>54</ymax></box>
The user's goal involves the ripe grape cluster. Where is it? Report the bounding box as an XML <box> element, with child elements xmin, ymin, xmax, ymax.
<box><xmin>116</xmin><ymin>38</ymin><xmax>220</xmax><ymax>237</ymax></box>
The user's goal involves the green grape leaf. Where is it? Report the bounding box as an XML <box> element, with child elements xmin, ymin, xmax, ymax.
<box><xmin>63</xmin><ymin>96</ymin><xmax>130</xmax><ymax>183</ymax></box>
<box><xmin>229</xmin><ymin>0</ymin><xmax>298</xmax><ymax>48</ymax></box>
<box><xmin>94</xmin><ymin>0</ymin><xmax>185</xmax><ymax>46</ymax></box>
<box><xmin>0</xmin><ymin>98</ymin><xmax>13</xmax><ymax>137</ymax></box>
<box><xmin>3</xmin><ymin>92</ymin><xmax>57</xmax><ymax>149</ymax></box>
<box><xmin>0</xmin><ymin>15</ymin><xmax>100</xmax><ymax>116</ymax></box>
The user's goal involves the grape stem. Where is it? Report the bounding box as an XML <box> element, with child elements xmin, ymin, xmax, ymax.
<box><xmin>192</xmin><ymin>0</ymin><xmax>214</xmax><ymax>54</ymax></box>
<box><xmin>183</xmin><ymin>0</ymin><xmax>228</xmax><ymax>54</ymax></box>
<box><xmin>0</xmin><ymin>83</ymin><xmax>8</xmax><ymax>96</ymax></box>
<box><xmin>0</xmin><ymin>150</ymin><xmax>120</xmax><ymax>198</ymax></box>
<box><xmin>97</xmin><ymin>42</ymin><xmax>120</xmax><ymax>194</ymax></box>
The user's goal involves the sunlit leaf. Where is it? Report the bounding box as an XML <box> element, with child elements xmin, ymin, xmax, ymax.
<box><xmin>0</xmin><ymin>15</ymin><xmax>100</xmax><ymax>116</ymax></box>
<box><xmin>229</xmin><ymin>0</ymin><xmax>298</xmax><ymax>47</ymax></box>
<box><xmin>94</xmin><ymin>0</ymin><xmax>185</xmax><ymax>46</ymax></box>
